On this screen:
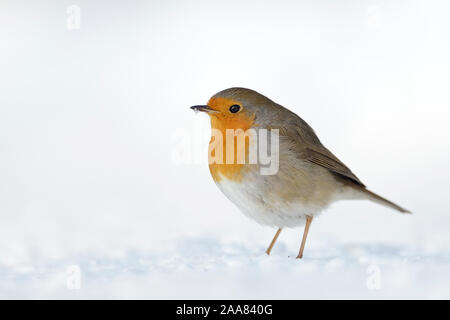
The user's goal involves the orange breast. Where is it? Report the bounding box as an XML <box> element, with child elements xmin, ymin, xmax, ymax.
<box><xmin>207</xmin><ymin>97</ymin><xmax>255</xmax><ymax>182</ymax></box>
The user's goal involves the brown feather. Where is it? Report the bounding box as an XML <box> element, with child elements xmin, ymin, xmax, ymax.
<box><xmin>277</xmin><ymin>113</ymin><xmax>365</xmax><ymax>187</ymax></box>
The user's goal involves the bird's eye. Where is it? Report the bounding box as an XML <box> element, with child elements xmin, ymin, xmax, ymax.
<box><xmin>229</xmin><ymin>104</ymin><xmax>241</xmax><ymax>113</ymax></box>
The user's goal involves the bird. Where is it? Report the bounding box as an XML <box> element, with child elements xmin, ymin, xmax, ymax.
<box><xmin>191</xmin><ymin>87</ymin><xmax>410</xmax><ymax>259</ymax></box>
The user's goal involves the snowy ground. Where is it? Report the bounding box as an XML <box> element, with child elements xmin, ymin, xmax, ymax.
<box><xmin>1</xmin><ymin>236</ymin><xmax>449</xmax><ymax>299</ymax></box>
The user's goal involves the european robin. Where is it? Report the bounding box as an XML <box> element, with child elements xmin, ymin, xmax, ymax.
<box><xmin>191</xmin><ymin>87</ymin><xmax>410</xmax><ymax>259</ymax></box>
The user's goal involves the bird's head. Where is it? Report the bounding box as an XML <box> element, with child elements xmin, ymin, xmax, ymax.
<box><xmin>190</xmin><ymin>87</ymin><xmax>279</xmax><ymax>131</ymax></box>
<box><xmin>191</xmin><ymin>87</ymin><xmax>288</xmax><ymax>181</ymax></box>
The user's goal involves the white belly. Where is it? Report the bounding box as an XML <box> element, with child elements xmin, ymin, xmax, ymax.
<box><xmin>215</xmin><ymin>170</ymin><xmax>337</xmax><ymax>228</ymax></box>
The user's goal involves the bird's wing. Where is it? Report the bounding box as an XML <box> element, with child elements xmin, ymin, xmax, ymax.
<box><xmin>302</xmin><ymin>145</ymin><xmax>365</xmax><ymax>187</ymax></box>
<box><xmin>279</xmin><ymin>113</ymin><xmax>366</xmax><ymax>187</ymax></box>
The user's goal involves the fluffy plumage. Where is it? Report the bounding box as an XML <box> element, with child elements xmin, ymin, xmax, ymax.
<box><xmin>205</xmin><ymin>87</ymin><xmax>409</xmax><ymax>228</ymax></box>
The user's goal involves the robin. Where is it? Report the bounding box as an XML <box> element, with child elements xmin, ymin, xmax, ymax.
<box><xmin>191</xmin><ymin>87</ymin><xmax>410</xmax><ymax>259</ymax></box>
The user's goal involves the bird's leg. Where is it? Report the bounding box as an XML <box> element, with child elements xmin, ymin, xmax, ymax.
<box><xmin>265</xmin><ymin>228</ymin><xmax>282</xmax><ymax>255</ymax></box>
<box><xmin>296</xmin><ymin>216</ymin><xmax>313</xmax><ymax>259</ymax></box>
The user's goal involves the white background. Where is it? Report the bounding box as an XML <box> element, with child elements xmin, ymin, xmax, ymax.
<box><xmin>0</xmin><ymin>0</ymin><xmax>449</xmax><ymax>298</ymax></box>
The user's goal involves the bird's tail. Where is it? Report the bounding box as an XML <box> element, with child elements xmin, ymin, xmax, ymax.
<box><xmin>362</xmin><ymin>189</ymin><xmax>411</xmax><ymax>214</ymax></box>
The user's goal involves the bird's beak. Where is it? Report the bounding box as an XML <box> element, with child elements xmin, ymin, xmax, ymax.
<box><xmin>190</xmin><ymin>105</ymin><xmax>217</xmax><ymax>114</ymax></box>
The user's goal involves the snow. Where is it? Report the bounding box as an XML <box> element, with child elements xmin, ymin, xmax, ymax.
<box><xmin>1</xmin><ymin>236</ymin><xmax>449</xmax><ymax>299</ymax></box>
